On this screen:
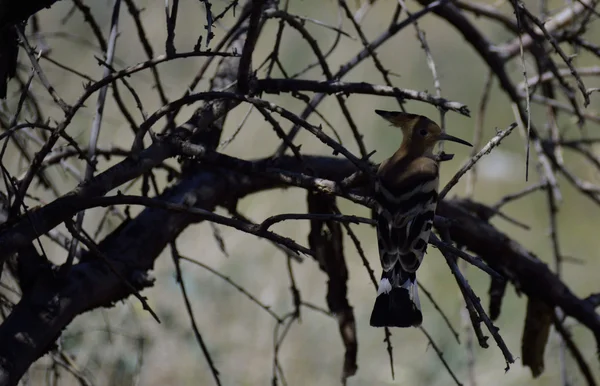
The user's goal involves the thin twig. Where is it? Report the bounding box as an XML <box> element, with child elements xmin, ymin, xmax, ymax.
<box><xmin>440</xmin><ymin>123</ymin><xmax>517</xmax><ymax>199</ymax></box>
<box><xmin>256</xmin><ymin>79</ymin><xmax>470</xmax><ymax>116</ymax></box>
<box><xmin>418</xmin><ymin>282</ymin><xmax>461</xmax><ymax>343</ymax></box>
<box><xmin>465</xmin><ymin>70</ymin><xmax>493</xmax><ymax>198</ymax></box>
<box><xmin>429</xmin><ymin>235</ymin><xmax>503</xmax><ymax>280</ymax></box>
<box><xmin>435</xmin><ymin>232</ymin><xmax>515</xmax><ymax>370</ymax></box>
<box><xmin>492</xmin><ymin>183</ymin><xmax>546</xmax><ymax>210</ymax></box>
<box><xmin>66</xmin><ymin>0</ymin><xmax>122</xmax><ymax>271</ymax></box>
<box><xmin>170</xmin><ymin>243</ymin><xmax>221</xmax><ymax>386</ymax></box>
<box><xmin>420</xmin><ymin>326</ymin><xmax>463</xmax><ymax>386</ymax></box>
<box><xmin>514</xmin><ymin>0</ymin><xmax>590</xmax><ymax>107</ymax></box>
<box><xmin>259</xmin><ymin>212</ymin><xmax>374</xmax><ymax>231</ymax></box>
<box><xmin>552</xmin><ymin>311</ymin><xmax>597</xmax><ymax>386</ymax></box>
<box><xmin>15</xmin><ymin>27</ymin><xmax>70</xmax><ymax>113</ymax></box>
<box><xmin>512</xmin><ymin>1</ymin><xmax>532</xmax><ymax>180</ymax></box>
<box><xmin>237</xmin><ymin>0</ymin><xmax>265</xmax><ymax>93</ymax></box>
<box><xmin>180</xmin><ymin>254</ymin><xmax>282</xmax><ymax>322</ymax></box>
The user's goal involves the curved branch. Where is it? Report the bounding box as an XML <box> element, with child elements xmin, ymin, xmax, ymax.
<box><xmin>2</xmin><ymin>156</ymin><xmax>600</xmax><ymax>385</ymax></box>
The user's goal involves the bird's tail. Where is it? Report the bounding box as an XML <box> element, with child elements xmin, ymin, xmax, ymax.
<box><xmin>370</xmin><ymin>268</ymin><xmax>422</xmax><ymax>328</ymax></box>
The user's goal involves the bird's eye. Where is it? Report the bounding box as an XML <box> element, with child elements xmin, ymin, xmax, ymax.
<box><xmin>419</xmin><ymin>129</ymin><xmax>428</xmax><ymax>136</ymax></box>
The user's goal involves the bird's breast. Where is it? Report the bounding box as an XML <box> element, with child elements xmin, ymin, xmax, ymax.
<box><xmin>375</xmin><ymin>176</ymin><xmax>439</xmax><ymax>216</ymax></box>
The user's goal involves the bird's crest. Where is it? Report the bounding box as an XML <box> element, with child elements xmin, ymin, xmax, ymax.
<box><xmin>375</xmin><ymin>109</ymin><xmax>472</xmax><ymax>156</ymax></box>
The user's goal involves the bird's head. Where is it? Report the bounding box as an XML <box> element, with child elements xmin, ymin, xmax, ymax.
<box><xmin>375</xmin><ymin>109</ymin><xmax>472</xmax><ymax>155</ymax></box>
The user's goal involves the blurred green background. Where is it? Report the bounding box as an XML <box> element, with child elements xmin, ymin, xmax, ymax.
<box><xmin>10</xmin><ymin>0</ymin><xmax>600</xmax><ymax>385</ymax></box>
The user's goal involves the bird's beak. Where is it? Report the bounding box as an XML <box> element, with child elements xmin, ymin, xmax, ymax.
<box><xmin>374</xmin><ymin>109</ymin><xmax>396</xmax><ymax>121</ymax></box>
<box><xmin>439</xmin><ymin>133</ymin><xmax>472</xmax><ymax>147</ymax></box>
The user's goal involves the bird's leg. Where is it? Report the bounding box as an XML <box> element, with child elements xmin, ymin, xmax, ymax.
<box><xmin>436</xmin><ymin>151</ymin><xmax>455</xmax><ymax>162</ymax></box>
<box><xmin>341</xmin><ymin>160</ymin><xmax>378</xmax><ymax>188</ymax></box>
<box><xmin>340</xmin><ymin>170</ymin><xmax>370</xmax><ymax>189</ymax></box>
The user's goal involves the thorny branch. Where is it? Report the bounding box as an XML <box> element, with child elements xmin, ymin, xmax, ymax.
<box><xmin>0</xmin><ymin>0</ymin><xmax>599</xmax><ymax>385</ymax></box>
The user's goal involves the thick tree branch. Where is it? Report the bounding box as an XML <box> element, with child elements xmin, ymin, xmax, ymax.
<box><xmin>1</xmin><ymin>156</ymin><xmax>599</xmax><ymax>384</ymax></box>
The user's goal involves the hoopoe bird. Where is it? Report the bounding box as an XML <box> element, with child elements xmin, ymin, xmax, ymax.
<box><xmin>370</xmin><ymin>110</ymin><xmax>472</xmax><ymax>328</ymax></box>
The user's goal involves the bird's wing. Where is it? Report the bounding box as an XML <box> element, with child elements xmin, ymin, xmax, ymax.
<box><xmin>375</xmin><ymin>157</ymin><xmax>439</xmax><ymax>274</ymax></box>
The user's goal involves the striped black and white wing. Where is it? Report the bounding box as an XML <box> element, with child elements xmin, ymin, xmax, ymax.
<box><xmin>375</xmin><ymin>157</ymin><xmax>439</xmax><ymax>275</ymax></box>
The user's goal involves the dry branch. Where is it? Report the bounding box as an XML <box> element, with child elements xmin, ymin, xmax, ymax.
<box><xmin>2</xmin><ymin>154</ymin><xmax>600</xmax><ymax>383</ymax></box>
<box><xmin>307</xmin><ymin>192</ymin><xmax>357</xmax><ymax>382</ymax></box>
<box><xmin>0</xmin><ymin>0</ymin><xmax>599</xmax><ymax>384</ymax></box>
